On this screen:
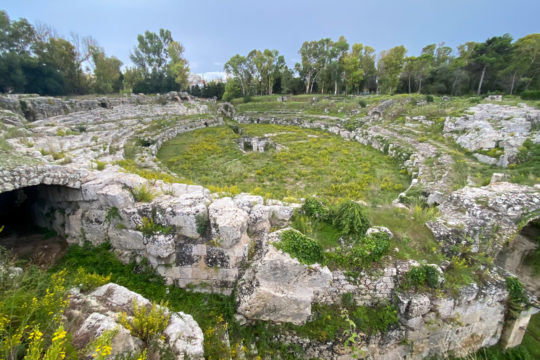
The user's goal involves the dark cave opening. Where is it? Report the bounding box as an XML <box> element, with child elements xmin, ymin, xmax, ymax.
<box><xmin>0</xmin><ymin>185</ymin><xmax>74</xmax><ymax>265</ymax></box>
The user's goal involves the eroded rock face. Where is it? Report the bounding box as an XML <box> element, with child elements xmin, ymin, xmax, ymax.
<box><xmin>428</xmin><ymin>182</ymin><xmax>540</xmax><ymax>257</ymax></box>
<box><xmin>236</xmin><ymin>230</ymin><xmax>332</xmax><ymax>324</ymax></box>
<box><xmin>444</xmin><ymin>103</ymin><xmax>540</xmax><ymax>167</ymax></box>
<box><xmin>67</xmin><ymin>283</ymin><xmax>204</xmax><ymax>359</ymax></box>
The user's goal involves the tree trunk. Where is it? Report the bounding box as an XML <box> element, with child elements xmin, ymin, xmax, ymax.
<box><xmin>510</xmin><ymin>71</ymin><xmax>517</xmax><ymax>95</ymax></box>
<box><xmin>306</xmin><ymin>74</ymin><xmax>311</xmax><ymax>94</ymax></box>
<box><xmin>334</xmin><ymin>79</ymin><xmax>338</xmax><ymax>95</ymax></box>
<box><xmin>408</xmin><ymin>74</ymin><xmax>411</xmax><ymax>94</ymax></box>
<box><xmin>418</xmin><ymin>78</ymin><xmax>422</xmax><ymax>94</ymax></box>
<box><xmin>477</xmin><ymin>65</ymin><xmax>486</xmax><ymax>95</ymax></box>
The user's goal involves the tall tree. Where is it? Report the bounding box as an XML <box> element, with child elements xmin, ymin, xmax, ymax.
<box><xmin>508</xmin><ymin>34</ymin><xmax>540</xmax><ymax>92</ymax></box>
<box><xmin>297</xmin><ymin>39</ymin><xmax>330</xmax><ymax>94</ymax></box>
<box><xmin>168</xmin><ymin>41</ymin><xmax>189</xmax><ymax>90</ymax></box>
<box><xmin>224</xmin><ymin>55</ymin><xmax>252</xmax><ymax>96</ymax></box>
<box><xmin>129</xmin><ymin>29</ymin><xmax>188</xmax><ymax>93</ymax></box>
<box><xmin>377</xmin><ymin>45</ymin><xmax>406</xmax><ymax>94</ymax></box>
<box><xmin>469</xmin><ymin>34</ymin><xmax>513</xmax><ymax>95</ymax></box>
<box><xmin>90</xmin><ymin>46</ymin><xmax>122</xmax><ymax>94</ymax></box>
<box><xmin>342</xmin><ymin>43</ymin><xmax>365</xmax><ymax>94</ymax></box>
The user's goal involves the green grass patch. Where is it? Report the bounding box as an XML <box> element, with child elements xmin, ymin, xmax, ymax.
<box><xmin>158</xmin><ymin>124</ymin><xmax>409</xmax><ymax>204</ymax></box>
<box><xmin>273</xmin><ymin>230</ymin><xmax>324</xmax><ymax>265</ymax></box>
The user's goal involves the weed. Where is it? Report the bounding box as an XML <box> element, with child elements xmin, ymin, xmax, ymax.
<box><xmin>131</xmin><ymin>184</ymin><xmax>156</xmax><ymax>202</ymax></box>
<box><xmin>273</xmin><ymin>230</ymin><xmax>324</xmax><ymax>265</ymax></box>
<box><xmin>137</xmin><ymin>216</ymin><xmax>173</xmax><ymax>238</ymax></box>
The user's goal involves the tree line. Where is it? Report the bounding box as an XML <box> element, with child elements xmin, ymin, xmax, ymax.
<box><xmin>1</xmin><ymin>9</ymin><xmax>538</xmax><ymax>99</ymax></box>
<box><xmin>222</xmin><ymin>33</ymin><xmax>540</xmax><ymax>100</ymax></box>
<box><xmin>0</xmin><ymin>10</ymin><xmax>189</xmax><ymax>95</ymax></box>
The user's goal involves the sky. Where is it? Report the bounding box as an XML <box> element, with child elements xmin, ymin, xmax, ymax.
<box><xmin>3</xmin><ymin>0</ymin><xmax>539</xmax><ymax>80</ymax></box>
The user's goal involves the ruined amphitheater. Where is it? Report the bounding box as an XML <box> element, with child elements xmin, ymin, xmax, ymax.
<box><xmin>0</xmin><ymin>92</ymin><xmax>539</xmax><ymax>359</ymax></box>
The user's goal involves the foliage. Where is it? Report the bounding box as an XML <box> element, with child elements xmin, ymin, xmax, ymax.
<box><xmin>130</xmin><ymin>184</ymin><xmax>156</xmax><ymax>203</ymax></box>
<box><xmin>53</xmin><ymin>243</ymin><xmax>236</xmax><ymax>359</ymax></box>
<box><xmin>83</xmin><ymin>329</ymin><xmax>116</xmax><ymax>360</ymax></box>
<box><xmin>116</xmin><ymin>159</ymin><xmax>181</xmax><ymax>184</ymax></box>
<box><xmin>506</xmin><ymin>277</ymin><xmax>527</xmax><ymax>318</ymax></box>
<box><xmin>324</xmin><ymin>232</ymin><xmax>391</xmax><ymax>270</ymax></box>
<box><xmin>94</xmin><ymin>160</ymin><xmax>106</xmax><ymax>171</ymax></box>
<box><xmin>286</xmin><ymin>302</ymin><xmax>398</xmax><ymax>342</ymax></box>
<box><xmin>158</xmin><ymin>124</ymin><xmax>408</xmax><ymax>203</ymax></box>
<box><xmin>401</xmin><ymin>265</ymin><xmax>441</xmax><ymax>290</ymax></box>
<box><xmin>301</xmin><ymin>197</ymin><xmax>330</xmax><ymax>221</ymax></box>
<box><xmin>350</xmin><ymin>303</ymin><xmax>399</xmax><ymax>334</ymax></box>
<box><xmin>333</xmin><ymin>200</ymin><xmax>370</xmax><ymax>237</ymax></box>
<box><xmin>273</xmin><ymin>230</ymin><xmax>324</xmax><ymax>265</ymax></box>
<box><xmin>520</xmin><ymin>90</ymin><xmax>540</xmax><ymax>100</ymax></box>
<box><xmin>74</xmin><ymin>267</ymin><xmax>111</xmax><ymax>292</ymax></box>
<box><xmin>137</xmin><ymin>216</ymin><xmax>173</xmax><ymax>238</ymax></box>
<box><xmin>118</xmin><ymin>299</ymin><xmax>171</xmax><ymax>346</ymax></box>
<box><xmin>195</xmin><ymin>213</ymin><xmax>208</xmax><ymax>237</ymax></box>
<box><xmin>0</xmin><ymin>260</ymin><xmax>71</xmax><ymax>360</ymax></box>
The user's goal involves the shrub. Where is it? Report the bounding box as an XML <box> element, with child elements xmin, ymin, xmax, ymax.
<box><xmin>506</xmin><ymin>277</ymin><xmax>527</xmax><ymax>318</ymax></box>
<box><xmin>325</xmin><ymin>232</ymin><xmax>391</xmax><ymax>269</ymax></box>
<box><xmin>358</xmin><ymin>99</ymin><xmax>367</xmax><ymax>108</ymax></box>
<box><xmin>401</xmin><ymin>265</ymin><xmax>441</xmax><ymax>289</ymax></box>
<box><xmin>333</xmin><ymin>201</ymin><xmax>370</xmax><ymax>237</ymax></box>
<box><xmin>301</xmin><ymin>197</ymin><xmax>329</xmax><ymax>221</ymax></box>
<box><xmin>520</xmin><ymin>90</ymin><xmax>540</xmax><ymax>100</ymax></box>
<box><xmin>273</xmin><ymin>230</ymin><xmax>324</xmax><ymax>265</ymax></box>
<box><xmin>425</xmin><ymin>95</ymin><xmax>434</xmax><ymax>103</ymax></box>
<box><xmin>75</xmin><ymin>267</ymin><xmax>111</xmax><ymax>292</ymax></box>
<box><xmin>131</xmin><ymin>184</ymin><xmax>156</xmax><ymax>202</ymax></box>
<box><xmin>118</xmin><ymin>299</ymin><xmax>171</xmax><ymax>345</ymax></box>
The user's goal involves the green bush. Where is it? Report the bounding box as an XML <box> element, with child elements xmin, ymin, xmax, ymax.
<box><xmin>301</xmin><ymin>197</ymin><xmax>329</xmax><ymax>221</ymax></box>
<box><xmin>118</xmin><ymin>299</ymin><xmax>171</xmax><ymax>345</ymax></box>
<box><xmin>325</xmin><ymin>232</ymin><xmax>391</xmax><ymax>269</ymax></box>
<box><xmin>425</xmin><ymin>95</ymin><xmax>434</xmax><ymax>103</ymax></box>
<box><xmin>506</xmin><ymin>277</ymin><xmax>527</xmax><ymax>318</ymax></box>
<box><xmin>273</xmin><ymin>230</ymin><xmax>324</xmax><ymax>265</ymax></box>
<box><xmin>351</xmin><ymin>303</ymin><xmax>399</xmax><ymax>334</ymax></box>
<box><xmin>333</xmin><ymin>201</ymin><xmax>370</xmax><ymax>237</ymax></box>
<box><xmin>520</xmin><ymin>90</ymin><xmax>540</xmax><ymax>100</ymax></box>
<box><xmin>358</xmin><ymin>99</ymin><xmax>367</xmax><ymax>108</ymax></box>
<box><xmin>401</xmin><ymin>265</ymin><xmax>441</xmax><ymax>289</ymax></box>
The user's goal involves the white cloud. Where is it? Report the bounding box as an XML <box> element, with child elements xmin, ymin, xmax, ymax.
<box><xmin>212</xmin><ymin>61</ymin><xmax>222</xmax><ymax>66</ymax></box>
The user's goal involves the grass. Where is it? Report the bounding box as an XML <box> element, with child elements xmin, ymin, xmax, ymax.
<box><xmin>131</xmin><ymin>184</ymin><xmax>156</xmax><ymax>202</ymax></box>
<box><xmin>52</xmin><ymin>243</ymin><xmax>237</xmax><ymax>359</ymax></box>
<box><xmin>158</xmin><ymin>124</ymin><xmax>409</xmax><ymax>204</ymax></box>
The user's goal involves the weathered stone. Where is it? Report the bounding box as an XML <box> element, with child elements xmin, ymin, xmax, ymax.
<box><xmin>236</xmin><ymin>230</ymin><xmax>332</xmax><ymax>324</ymax></box>
<box><xmin>208</xmin><ymin>197</ymin><xmax>249</xmax><ymax>248</ymax></box>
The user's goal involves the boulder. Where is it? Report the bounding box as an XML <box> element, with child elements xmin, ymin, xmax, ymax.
<box><xmin>67</xmin><ymin>283</ymin><xmax>204</xmax><ymax>359</ymax></box>
<box><xmin>236</xmin><ymin>231</ymin><xmax>332</xmax><ymax>324</ymax></box>
<box><xmin>208</xmin><ymin>197</ymin><xmax>249</xmax><ymax>248</ymax></box>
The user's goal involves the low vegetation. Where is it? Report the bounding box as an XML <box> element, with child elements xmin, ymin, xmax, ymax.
<box><xmin>158</xmin><ymin>124</ymin><xmax>409</xmax><ymax>204</ymax></box>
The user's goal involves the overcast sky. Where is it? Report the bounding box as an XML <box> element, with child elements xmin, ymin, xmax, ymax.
<box><xmin>3</xmin><ymin>0</ymin><xmax>539</xmax><ymax>79</ymax></box>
